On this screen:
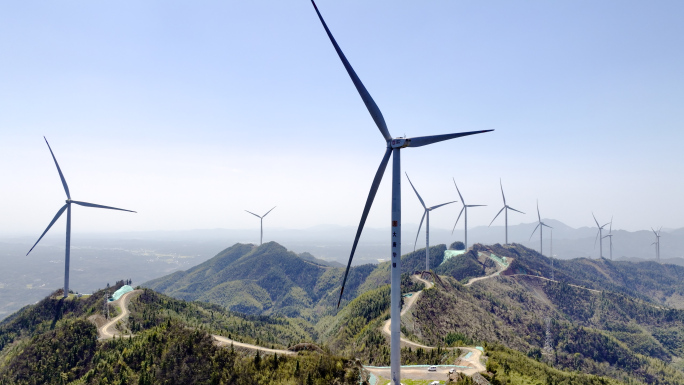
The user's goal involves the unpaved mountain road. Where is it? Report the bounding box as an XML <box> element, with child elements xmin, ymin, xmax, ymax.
<box><xmin>96</xmin><ymin>288</ymin><xmax>295</xmax><ymax>355</ymax></box>
<box><xmin>213</xmin><ymin>335</ymin><xmax>295</xmax><ymax>355</ymax></box>
<box><xmin>98</xmin><ymin>289</ymin><xmax>141</xmax><ymax>339</ymax></box>
<box><xmin>377</xmin><ymin>273</ymin><xmax>489</xmax><ymax>380</ymax></box>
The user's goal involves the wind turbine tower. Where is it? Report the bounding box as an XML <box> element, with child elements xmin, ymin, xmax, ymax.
<box><xmin>489</xmin><ymin>179</ymin><xmax>524</xmax><ymax>245</ymax></box>
<box><xmin>245</xmin><ymin>207</ymin><xmax>276</xmax><ymax>246</ymax></box>
<box><xmin>602</xmin><ymin>217</ymin><xmax>614</xmax><ymax>260</ymax></box>
<box><xmin>593</xmin><ymin>213</ymin><xmax>610</xmax><ymax>259</ymax></box>
<box><xmin>529</xmin><ymin>201</ymin><xmax>552</xmax><ymax>255</ymax></box>
<box><xmin>27</xmin><ymin>137</ymin><xmax>136</xmax><ymax>298</ymax></box>
<box><xmin>406</xmin><ymin>173</ymin><xmax>456</xmax><ymax>272</ymax></box>
<box><xmin>452</xmin><ymin>181</ymin><xmax>487</xmax><ymax>250</ymax></box>
<box><xmin>651</xmin><ymin>227</ymin><xmax>662</xmax><ymax>261</ymax></box>
<box><xmin>309</xmin><ymin>2</ymin><xmax>493</xmax><ymax>383</ymax></box>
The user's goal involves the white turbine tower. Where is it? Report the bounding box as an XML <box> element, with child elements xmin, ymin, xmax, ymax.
<box><xmin>651</xmin><ymin>227</ymin><xmax>662</xmax><ymax>261</ymax></box>
<box><xmin>452</xmin><ymin>181</ymin><xmax>486</xmax><ymax>250</ymax></box>
<box><xmin>406</xmin><ymin>173</ymin><xmax>456</xmax><ymax>272</ymax></box>
<box><xmin>593</xmin><ymin>213</ymin><xmax>610</xmax><ymax>259</ymax></box>
<box><xmin>529</xmin><ymin>201</ymin><xmax>552</xmax><ymax>255</ymax></box>
<box><xmin>309</xmin><ymin>2</ymin><xmax>493</xmax><ymax>383</ymax></box>
<box><xmin>602</xmin><ymin>217</ymin><xmax>614</xmax><ymax>260</ymax></box>
<box><xmin>26</xmin><ymin>137</ymin><xmax>136</xmax><ymax>298</ymax></box>
<box><xmin>245</xmin><ymin>207</ymin><xmax>276</xmax><ymax>246</ymax></box>
<box><xmin>489</xmin><ymin>179</ymin><xmax>525</xmax><ymax>245</ymax></box>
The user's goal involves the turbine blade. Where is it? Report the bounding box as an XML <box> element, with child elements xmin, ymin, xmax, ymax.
<box><xmin>489</xmin><ymin>206</ymin><xmax>505</xmax><ymax>227</ymax></box>
<box><xmin>407</xmin><ymin>130</ymin><xmax>493</xmax><ymax>148</ymax></box>
<box><xmin>536</xmin><ymin>200</ymin><xmax>541</xmax><ymax>222</ymax></box>
<box><xmin>508</xmin><ymin>206</ymin><xmax>525</xmax><ymax>214</ymax></box>
<box><xmin>414</xmin><ymin>211</ymin><xmax>427</xmax><ymax>252</ymax></box>
<box><xmin>27</xmin><ymin>204</ymin><xmax>68</xmax><ymax>256</ymax></box>
<box><xmin>452</xmin><ymin>179</ymin><xmax>464</xmax><ymax>203</ymax></box>
<box><xmin>529</xmin><ymin>223</ymin><xmax>541</xmax><ymax>240</ymax></box>
<box><xmin>245</xmin><ymin>210</ymin><xmax>262</xmax><ymax>218</ymax></box>
<box><xmin>44</xmin><ymin>137</ymin><xmax>71</xmax><ymax>199</ymax></box>
<box><xmin>310</xmin><ymin>1</ymin><xmax>391</xmax><ymax>141</ymax></box>
<box><xmin>467</xmin><ymin>204</ymin><xmax>487</xmax><ymax>208</ymax></box>
<box><xmin>451</xmin><ymin>206</ymin><xmax>466</xmax><ymax>235</ymax></box>
<box><xmin>338</xmin><ymin>147</ymin><xmax>392</xmax><ymax>308</ymax></box>
<box><xmin>71</xmin><ymin>200</ymin><xmax>136</xmax><ymax>213</ymax></box>
<box><xmin>429</xmin><ymin>201</ymin><xmax>456</xmax><ymax>210</ymax></box>
<box><xmin>609</xmin><ymin>216</ymin><xmax>613</xmax><ymax>233</ymax></box>
<box><xmin>594</xmin><ymin>230</ymin><xmax>599</xmax><ymax>248</ymax></box>
<box><xmin>593</xmin><ymin>213</ymin><xmax>599</xmax><ymax>228</ymax></box>
<box><xmin>262</xmin><ymin>206</ymin><xmax>277</xmax><ymax>217</ymax></box>
<box><xmin>499</xmin><ymin>178</ymin><xmax>506</xmax><ymax>205</ymax></box>
<box><xmin>405</xmin><ymin>173</ymin><xmax>426</xmax><ymax>209</ymax></box>
<box><xmin>542</xmin><ymin>223</ymin><xmax>553</xmax><ymax>229</ymax></box>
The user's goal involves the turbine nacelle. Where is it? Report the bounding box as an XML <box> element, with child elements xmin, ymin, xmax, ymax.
<box><xmin>390</xmin><ymin>138</ymin><xmax>409</xmax><ymax>148</ymax></box>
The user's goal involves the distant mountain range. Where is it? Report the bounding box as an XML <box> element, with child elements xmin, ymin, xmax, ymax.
<box><xmin>2</xmin><ymin>220</ymin><xmax>682</xmax><ymax>321</ymax></box>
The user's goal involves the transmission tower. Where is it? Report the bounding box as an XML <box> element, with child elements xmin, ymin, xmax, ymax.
<box><xmin>543</xmin><ymin>317</ymin><xmax>553</xmax><ymax>354</ymax></box>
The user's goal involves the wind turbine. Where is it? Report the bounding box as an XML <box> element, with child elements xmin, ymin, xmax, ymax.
<box><xmin>26</xmin><ymin>137</ymin><xmax>136</xmax><ymax>299</ymax></box>
<box><xmin>489</xmin><ymin>179</ymin><xmax>524</xmax><ymax>245</ymax></box>
<box><xmin>452</xmin><ymin>181</ymin><xmax>486</xmax><ymax>250</ymax></box>
<box><xmin>651</xmin><ymin>227</ymin><xmax>662</xmax><ymax>261</ymax></box>
<box><xmin>245</xmin><ymin>207</ymin><xmax>276</xmax><ymax>246</ymax></box>
<box><xmin>593</xmin><ymin>213</ymin><xmax>610</xmax><ymax>259</ymax></box>
<box><xmin>406</xmin><ymin>173</ymin><xmax>456</xmax><ymax>272</ymax></box>
<box><xmin>309</xmin><ymin>2</ymin><xmax>493</xmax><ymax>383</ymax></box>
<box><xmin>602</xmin><ymin>217</ymin><xmax>614</xmax><ymax>260</ymax></box>
<box><xmin>529</xmin><ymin>201</ymin><xmax>552</xmax><ymax>255</ymax></box>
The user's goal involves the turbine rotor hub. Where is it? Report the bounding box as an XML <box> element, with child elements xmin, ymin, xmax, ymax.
<box><xmin>390</xmin><ymin>138</ymin><xmax>410</xmax><ymax>148</ymax></box>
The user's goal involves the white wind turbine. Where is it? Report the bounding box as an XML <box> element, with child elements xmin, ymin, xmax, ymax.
<box><xmin>406</xmin><ymin>173</ymin><xmax>456</xmax><ymax>272</ymax></box>
<box><xmin>593</xmin><ymin>213</ymin><xmax>610</xmax><ymax>259</ymax></box>
<box><xmin>245</xmin><ymin>207</ymin><xmax>276</xmax><ymax>246</ymax></box>
<box><xmin>602</xmin><ymin>217</ymin><xmax>614</xmax><ymax>260</ymax></box>
<box><xmin>489</xmin><ymin>179</ymin><xmax>524</xmax><ymax>245</ymax></box>
<box><xmin>452</xmin><ymin>181</ymin><xmax>486</xmax><ymax>250</ymax></box>
<box><xmin>26</xmin><ymin>137</ymin><xmax>136</xmax><ymax>298</ymax></box>
<box><xmin>529</xmin><ymin>201</ymin><xmax>552</xmax><ymax>255</ymax></box>
<box><xmin>309</xmin><ymin>2</ymin><xmax>493</xmax><ymax>383</ymax></box>
<box><xmin>651</xmin><ymin>227</ymin><xmax>662</xmax><ymax>261</ymax></box>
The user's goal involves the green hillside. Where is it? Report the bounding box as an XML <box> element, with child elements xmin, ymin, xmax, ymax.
<box><xmin>0</xmin><ymin>284</ymin><xmax>360</xmax><ymax>385</ymax></box>
<box><xmin>143</xmin><ymin>242</ymin><xmax>450</xmax><ymax>320</ymax></box>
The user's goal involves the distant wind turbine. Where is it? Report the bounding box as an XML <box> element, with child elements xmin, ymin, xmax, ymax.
<box><xmin>529</xmin><ymin>201</ymin><xmax>552</xmax><ymax>255</ymax></box>
<box><xmin>488</xmin><ymin>179</ymin><xmax>524</xmax><ymax>245</ymax></box>
<box><xmin>309</xmin><ymin>2</ymin><xmax>493</xmax><ymax>383</ymax></box>
<box><xmin>26</xmin><ymin>137</ymin><xmax>136</xmax><ymax>298</ymax></box>
<box><xmin>452</xmin><ymin>181</ymin><xmax>486</xmax><ymax>250</ymax></box>
<box><xmin>593</xmin><ymin>213</ymin><xmax>610</xmax><ymax>259</ymax></box>
<box><xmin>406</xmin><ymin>173</ymin><xmax>456</xmax><ymax>272</ymax></box>
<box><xmin>245</xmin><ymin>207</ymin><xmax>276</xmax><ymax>246</ymax></box>
<box><xmin>651</xmin><ymin>227</ymin><xmax>662</xmax><ymax>261</ymax></box>
<box><xmin>602</xmin><ymin>217</ymin><xmax>614</xmax><ymax>260</ymax></box>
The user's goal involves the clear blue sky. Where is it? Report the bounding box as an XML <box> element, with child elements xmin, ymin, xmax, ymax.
<box><xmin>1</xmin><ymin>0</ymin><xmax>683</xmax><ymax>236</ymax></box>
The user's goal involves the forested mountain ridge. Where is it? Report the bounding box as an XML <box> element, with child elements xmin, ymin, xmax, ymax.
<box><xmin>0</xmin><ymin>282</ymin><xmax>361</xmax><ymax>385</ymax></box>
<box><xmin>6</xmin><ymin>242</ymin><xmax>684</xmax><ymax>384</ymax></box>
<box><xmin>143</xmin><ymin>241</ymin><xmax>451</xmax><ymax>320</ymax></box>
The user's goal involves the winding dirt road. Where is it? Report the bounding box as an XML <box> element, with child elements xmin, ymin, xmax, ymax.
<box><xmin>212</xmin><ymin>335</ymin><xmax>295</xmax><ymax>356</ymax></box>
<box><xmin>98</xmin><ymin>289</ymin><xmax>141</xmax><ymax>339</ymax></box>
<box><xmin>96</xmin><ymin>288</ymin><xmax>295</xmax><ymax>355</ymax></box>
<box><xmin>375</xmin><ymin>274</ymin><xmax>488</xmax><ymax>381</ymax></box>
